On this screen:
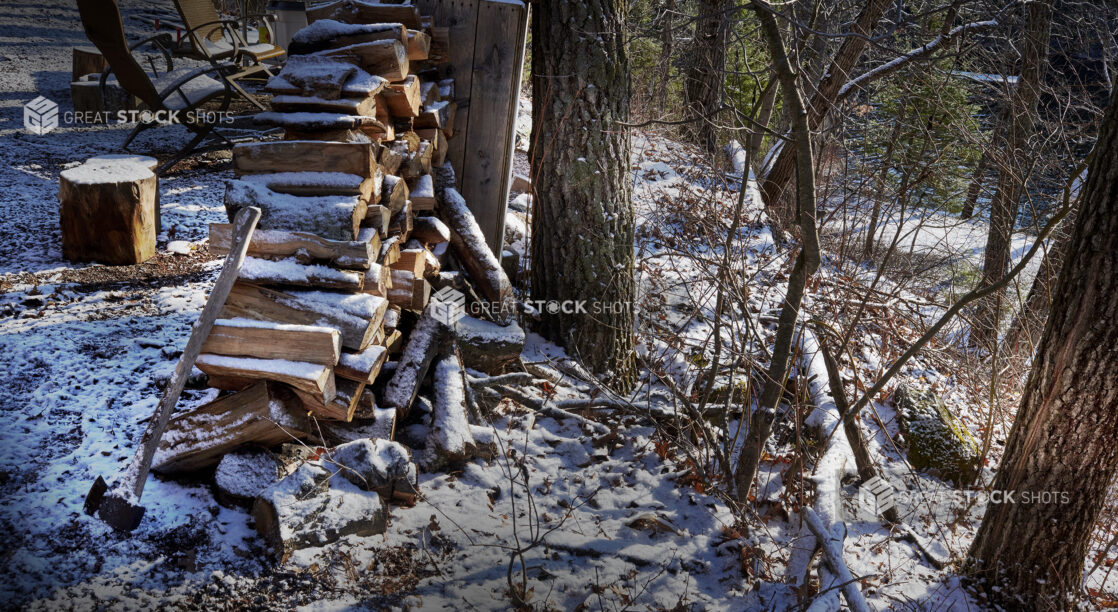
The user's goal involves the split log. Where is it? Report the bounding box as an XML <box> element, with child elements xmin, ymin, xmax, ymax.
<box><xmin>264</xmin><ymin>55</ymin><xmax>382</xmax><ymax>99</ymax></box>
<box><xmin>293</xmin><ymin>378</ymin><xmax>365</xmax><ymax>421</ymax></box>
<box><xmin>234</xmin><ymin>172</ymin><xmax>378</xmax><ymax>201</ymax></box>
<box><xmin>362</xmin><ymin>206</ymin><xmax>391</xmax><ymax>239</ymax></box>
<box><xmin>381</xmin><ymin>174</ymin><xmax>409</xmax><ymax>213</ymax></box>
<box><xmin>214</xmin><ymin>448</ymin><xmax>284</xmax><ymax>506</ymax></box>
<box><xmin>221</xmin><ymin>282</ymin><xmax>384</xmax><ymax>350</ymax></box>
<box><xmin>416</xmin><ymin>128</ymin><xmax>447</xmax><ymax>166</ymax></box>
<box><xmin>253</xmin><ymin>111</ymin><xmax>384</xmax><ymax>132</ymax></box>
<box><xmin>381</xmin><ymin>75</ymin><xmax>421</xmax><ymax>117</ymax></box>
<box><xmin>336</xmin><ymin>344</ymin><xmax>389</xmax><ymax>384</ymax></box>
<box><xmin>225</xmin><ymin>180</ymin><xmax>366</xmax><ymax>242</ymax></box>
<box><xmin>233</xmin><ymin>141</ymin><xmax>376</xmax><ymax>178</ymax></box>
<box><xmin>203</xmin><ymin>318</ymin><xmax>342</xmax><ymax>366</ymax></box>
<box><xmin>511</xmin><ymin>173</ymin><xmax>531</xmax><ymax>193</ymax></box>
<box><xmin>406</xmin><ymin>30</ymin><xmax>430</xmax><ymax>60</ymax></box>
<box><xmin>400</xmin><ymin>141</ymin><xmax>432</xmax><ymax>179</ymax></box>
<box><xmin>59</xmin><ymin>161</ymin><xmax>156</xmax><ymax>265</ymax></box>
<box><xmin>383</xmin><ymin>328</ymin><xmax>405</xmax><ymax>354</ymax></box>
<box><xmin>382</xmin><ymin>305</ymin><xmax>449</xmax><ymax>416</ymax></box>
<box><xmin>389</xmin><ymin>200</ymin><xmax>413</xmax><ymax>239</ymax></box>
<box><xmin>379</xmin><ymin>146</ymin><xmax>406</xmax><ymax>176</ymax></box>
<box><xmin>307</xmin><ymin>0</ymin><xmax>422</xmax><ymax>29</ymax></box>
<box><xmin>388</xmin><ymin>269</ymin><xmax>430</xmax><ymax>311</ymax></box>
<box><xmin>239</xmin><ymin>256</ymin><xmax>365</xmax><ymax>291</ymax></box>
<box><xmin>378</xmin><ymin>236</ymin><xmax>401</xmax><ymax>266</ymax></box>
<box><xmin>408</xmin><ymin>174</ymin><xmax>436</xmax><ymax>211</ymax></box>
<box><xmin>288</xmin><ymin>21</ymin><xmax>406</xmax><ymax>55</ymax></box>
<box><xmin>411</xmin><ymin>215</ymin><xmax>451</xmax><ymax>245</ymax></box>
<box><xmin>363</xmin><ymin>261</ymin><xmax>391</xmax><ymax>297</ymax></box>
<box><xmin>195</xmin><ymin>353</ymin><xmax>336</xmax><ymax>406</ymax></box>
<box><xmin>456</xmin><ymin>315</ymin><xmax>525</xmax><ymax>374</ymax></box>
<box><xmin>210</xmin><ymin>223</ymin><xmax>376</xmax><ymax>270</ymax></box>
<box><xmin>318</xmin><ymin>40</ymin><xmax>409</xmax><ymax>82</ymax></box>
<box><xmin>419</xmin><ymin>81</ymin><xmax>439</xmax><ymax>106</ymax></box>
<box><xmin>437</xmin><ymin>78</ymin><xmax>454</xmax><ymax>101</ymax></box>
<box><xmin>425</xmin><ymin>350</ymin><xmax>476</xmax><ymax>469</ymax></box>
<box><xmin>439</xmin><ymin>187</ymin><xmax>516</xmax><ymax>323</ymax></box>
<box><xmin>283</xmin><ymin>128</ymin><xmax>370</xmax><ymax>143</ymax></box>
<box><xmin>270</xmin><ymin>93</ymin><xmax>377</xmax><ymax>116</ymax></box>
<box><xmin>390</xmin><ymin>248</ymin><xmax>426</xmax><ymax>277</ymax></box>
<box><xmin>152</xmin><ymin>382</ymin><xmax>311</xmax><ymax>474</ymax></box>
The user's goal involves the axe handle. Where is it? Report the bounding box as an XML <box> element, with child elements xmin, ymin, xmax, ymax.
<box><xmin>118</xmin><ymin>206</ymin><xmax>261</xmax><ymax>500</ymax></box>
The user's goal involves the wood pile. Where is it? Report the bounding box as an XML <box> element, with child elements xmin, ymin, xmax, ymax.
<box><xmin>151</xmin><ymin>2</ymin><xmax>525</xmax><ymax>542</ymax></box>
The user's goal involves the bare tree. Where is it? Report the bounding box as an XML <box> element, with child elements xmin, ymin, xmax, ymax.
<box><xmin>967</xmin><ymin>77</ymin><xmax>1118</xmax><ymax>610</ymax></box>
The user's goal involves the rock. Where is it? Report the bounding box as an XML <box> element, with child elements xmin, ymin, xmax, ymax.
<box><xmin>454</xmin><ymin>315</ymin><xmax>524</xmax><ymax>374</ymax></box>
<box><xmin>214</xmin><ymin>448</ymin><xmax>284</xmax><ymax>506</ymax></box>
<box><xmin>893</xmin><ymin>384</ymin><xmax>980</xmax><ymax>484</ymax></box>
<box><xmin>252</xmin><ymin>462</ymin><xmax>386</xmax><ymax>562</ymax></box>
<box><xmin>329</xmin><ymin>438</ymin><xmax>414</xmax><ymax>497</ymax></box>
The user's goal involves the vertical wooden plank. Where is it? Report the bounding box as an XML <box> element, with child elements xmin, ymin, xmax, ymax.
<box><xmin>434</xmin><ymin>0</ymin><xmax>480</xmax><ymax>178</ymax></box>
<box><xmin>461</xmin><ymin>0</ymin><xmax>527</xmax><ymax>254</ymax></box>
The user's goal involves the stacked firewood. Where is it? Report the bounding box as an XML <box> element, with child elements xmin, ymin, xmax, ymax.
<box><xmin>147</xmin><ymin>1</ymin><xmax>524</xmax><ymax>558</ymax></box>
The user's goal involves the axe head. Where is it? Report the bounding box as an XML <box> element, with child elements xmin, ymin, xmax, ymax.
<box><xmin>84</xmin><ymin>476</ymin><xmax>146</xmax><ymax>532</ymax></box>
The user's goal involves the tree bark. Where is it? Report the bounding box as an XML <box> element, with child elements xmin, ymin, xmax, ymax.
<box><xmin>530</xmin><ymin>0</ymin><xmax>636</xmax><ymax>391</ymax></box>
<box><xmin>971</xmin><ymin>1</ymin><xmax>1052</xmax><ymax>351</ymax></box>
<box><xmin>967</xmin><ymin>77</ymin><xmax>1118</xmax><ymax>609</ymax></box>
<box><xmin>683</xmin><ymin>0</ymin><xmax>731</xmax><ymax>152</ymax></box>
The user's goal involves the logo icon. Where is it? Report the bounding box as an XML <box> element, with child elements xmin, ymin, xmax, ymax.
<box><xmin>431</xmin><ymin>286</ymin><xmax>466</xmax><ymax>326</ymax></box>
<box><xmin>24</xmin><ymin>96</ymin><xmax>59</xmax><ymax>134</ymax></box>
<box><xmin>858</xmin><ymin>476</ymin><xmax>896</xmax><ymax>517</ymax></box>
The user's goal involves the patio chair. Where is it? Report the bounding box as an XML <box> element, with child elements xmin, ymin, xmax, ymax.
<box><xmin>78</xmin><ymin>0</ymin><xmax>235</xmax><ymax>174</ymax></box>
<box><xmin>172</xmin><ymin>0</ymin><xmax>287</xmax><ymax>109</ymax></box>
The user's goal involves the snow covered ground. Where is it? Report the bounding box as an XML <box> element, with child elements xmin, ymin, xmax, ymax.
<box><xmin>0</xmin><ymin>0</ymin><xmax>1115</xmax><ymax>610</ymax></box>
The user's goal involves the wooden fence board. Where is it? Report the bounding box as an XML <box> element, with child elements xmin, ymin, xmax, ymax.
<box><xmin>461</xmin><ymin>0</ymin><xmax>527</xmax><ymax>253</ymax></box>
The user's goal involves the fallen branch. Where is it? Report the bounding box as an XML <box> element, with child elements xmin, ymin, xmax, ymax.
<box><xmin>802</xmin><ymin>507</ymin><xmax>872</xmax><ymax>612</ymax></box>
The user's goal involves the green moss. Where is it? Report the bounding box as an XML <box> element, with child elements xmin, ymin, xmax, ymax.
<box><xmin>894</xmin><ymin>384</ymin><xmax>981</xmax><ymax>485</ymax></box>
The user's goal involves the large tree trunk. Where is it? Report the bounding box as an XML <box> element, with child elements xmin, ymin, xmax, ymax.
<box><xmin>966</xmin><ymin>76</ymin><xmax>1118</xmax><ymax>610</ymax></box>
<box><xmin>970</xmin><ymin>2</ymin><xmax>1053</xmax><ymax>351</ymax></box>
<box><xmin>758</xmin><ymin>0</ymin><xmax>891</xmax><ymax>226</ymax></box>
<box><xmin>683</xmin><ymin>0</ymin><xmax>731</xmax><ymax>151</ymax></box>
<box><xmin>530</xmin><ymin>0</ymin><xmax>636</xmax><ymax>391</ymax></box>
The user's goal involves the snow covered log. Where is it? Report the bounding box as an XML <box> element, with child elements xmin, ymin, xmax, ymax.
<box><xmin>388</xmin><ymin>199</ymin><xmax>413</xmax><ymax>239</ymax></box>
<box><xmin>329</xmin><ymin>438</ymin><xmax>415</xmax><ymax>498</ymax></box>
<box><xmin>195</xmin><ymin>354</ymin><xmax>336</xmax><ymax>407</ymax></box>
<box><xmin>380</xmin><ymin>74</ymin><xmax>421</xmax><ymax>117</ymax></box>
<box><xmin>411</xmin><ymin>215</ymin><xmax>450</xmax><ymax>245</ymax></box>
<box><xmin>233</xmin><ymin>141</ymin><xmax>376</xmax><ymax>178</ymax></box>
<box><xmin>455</xmin><ymin>315</ymin><xmax>525</xmax><ymax>374</ymax></box>
<box><xmin>287</xmin><ymin>20</ymin><xmax>406</xmax><ymax>55</ymax></box>
<box><xmin>252</xmin><ymin>462</ymin><xmax>386</xmax><ymax>563</ymax></box>
<box><xmin>382</xmin><ymin>305</ymin><xmax>450</xmax><ymax>416</ymax></box>
<box><xmin>388</xmin><ymin>269</ymin><xmax>430</xmax><ymax>311</ymax></box>
<box><xmin>224</xmin><ymin>180</ymin><xmax>366</xmax><ymax>242</ymax></box>
<box><xmin>406</xmin><ymin>30</ymin><xmax>430</xmax><ymax>60</ymax></box>
<box><xmin>802</xmin><ymin>508</ymin><xmax>872</xmax><ymax>612</ymax></box>
<box><xmin>400</xmin><ymin>141</ymin><xmax>432</xmax><ymax>179</ymax></box>
<box><xmin>209</xmin><ymin>223</ymin><xmax>378</xmax><ymax>270</ymax></box>
<box><xmin>253</xmin><ymin>111</ymin><xmax>385</xmax><ymax>132</ymax></box>
<box><xmin>363</xmin><ymin>261</ymin><xmax>391</xmax><ymax>297</ymax></box>
<box><xmin>202</xmin><ymin>318</ymin><xmax>341</xmax><ymax>366</ymax></box>
<box><xmin>408</xmin><ymin>174</ymin><xmax>436</xmax><ymax>211</ymax></box>
<box><xmin>306</xmin><ymin>0</ymin><xmax>422</xmax><ymax>30</ymax></box>
<box><xmin>221</xmin><ymin>282</ymin><xmax>383</xmax><ymax>351</ymax></box>
<box><xmin>270</xmin><ymin>92</ymin><xmax>378</xmax><ymax>116</ymax></box>
<box><xmin>293</xmin><ymin>377</ymin><xmax>364</xmax><ymax>421</ymax></box>
<box><xmin>214</xmin><ymin>448</ymin><xmax>284</xmax><ymax>506</ymax></box>
<box><xmin>59</xmin><ymin>160</ymin><xmax>157</xmax><ymax>265</ymax></box>
<box><xmin>424</xmin><ymin>351</ymin><xmax>477</xmax><ymax>470</ymax></box>
<box><xmin>265</xmin><ymin>55</ymin><xmax>385</xmax><ymax>100</ymax></box>
<box><xmin>439</xmin><ymin>187</ymin><xmax>516</xmax><ymax>324</ymax></box>
<box><xmin>238</xmin><ymin>256</ymin><xmax>365</xmax><ymax>291</ymax></box>
<box><xmin>152</xmin><ymin>382</ymin><xmax>311</xmax><ymax>474</ymax></box>
<box><xmin>381</xmin><ymin>174</ymin><xmax>409</xmax><ymax>212</ymax></box>
<box><xmin>335</xmin><ymin>343</ymin><xmax>388</xmax><ymax>384</ymax></box>
<box><xmin>317</xmin><ymin>40</ymin><xmax>409</xmax><ymax>82</ymax></box>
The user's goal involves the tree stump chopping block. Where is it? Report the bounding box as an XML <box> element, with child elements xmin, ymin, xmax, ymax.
<box><xmin>59</xmin><ymin>161</ymin><xmax>157</xmax><ymax>265</ymax></box>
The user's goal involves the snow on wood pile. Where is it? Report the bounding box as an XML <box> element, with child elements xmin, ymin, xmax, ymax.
<box><xmin>148</xmin><ymin>2</ymin><xmax>527</xmax><ymax>560</ymax></box>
